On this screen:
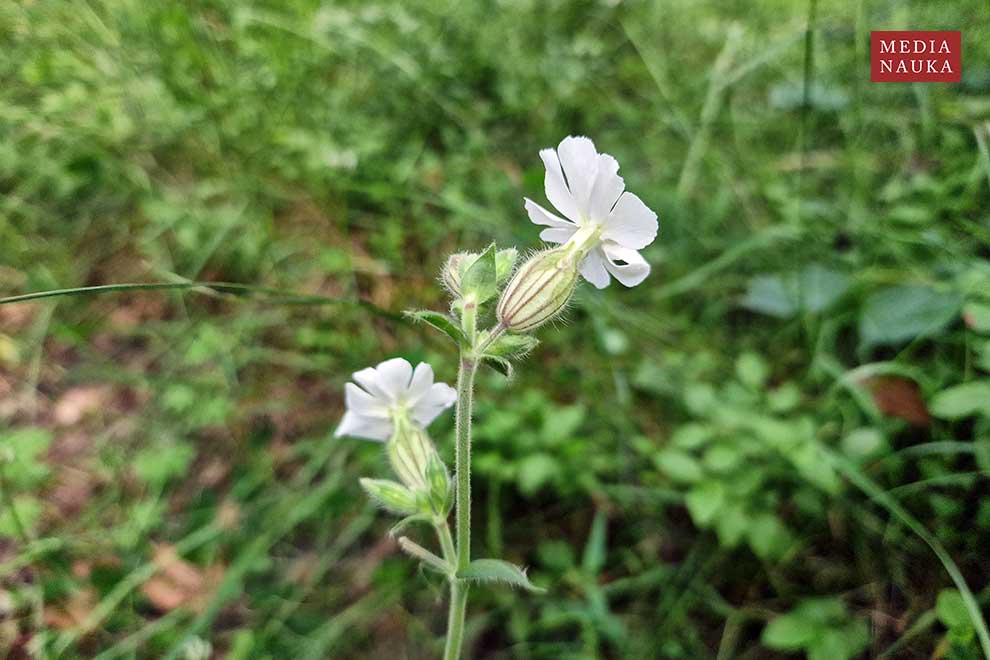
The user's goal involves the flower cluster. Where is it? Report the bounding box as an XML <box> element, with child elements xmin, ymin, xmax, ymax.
<box><xmin>333</xmin><ymin>136</ymin><xmax>658</xmax><ymax>658</ymax></box>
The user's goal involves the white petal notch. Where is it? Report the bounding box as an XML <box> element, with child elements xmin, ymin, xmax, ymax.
<box><xmin>526</xmin><ymin>136</ymin><xmax>659</xmax><ymax>289</ymax></box>
<box><xmin>334</xmin><ymin>358</ymin><xmax>456</xmax><ymax>442</ymax></box>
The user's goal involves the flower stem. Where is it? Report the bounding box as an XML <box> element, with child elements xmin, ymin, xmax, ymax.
<box><xmin>444</xmin><ymin>353</ymin><xmax>478</xmax><ymax>660</ymax></box>
<box><xmin>443</xmin><ymin>580</ymin><xmax>469</xmax><ymax>660</ymax></box>
<box><xmin>436</xmin><ymin>519</ymin><xmax>456</xmax><ymax>566</ymax></box>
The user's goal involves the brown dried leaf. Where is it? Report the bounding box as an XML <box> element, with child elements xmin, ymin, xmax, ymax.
<box><xmin>864</xmin><ymin>376</ymin><xmax>931</xmax><ymax>427</ymax></box>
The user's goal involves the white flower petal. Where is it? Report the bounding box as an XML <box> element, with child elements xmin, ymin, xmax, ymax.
<box><xmin>540</xmin><ymin>227</ymin><xmax>578</xmax><ymax>244</ymax></box>
<box><xmin>556</xmin><ymin>136</ymin><xmax>599</xmax><ymax>218</ymax></box>
<box><xmin>352</xmin><ymin>367</ymin><xmax>387</xmax><ymax>399</ymax></box>
<box><xmin>345</xmin><ymin>383</ymin><xmax>389</xmax><ymax>418</ymax></box>
<box><xmin>525</xmin><ymin>198</ymin><xmax>575</xmax><ymax>229</ymax></box>
<box><xmin>406</xmin><ymin>362</ymin><xmax>435</xmax><ymax>403</ymax></box>
<box><xmin>589</xmin><ymin>154</ymin><xmax>625</xmax><ymax>222</ymax></box>
<box><xmin>602</xmin><ymin>243</ymin><xmax>651</xmax><ymax>287</ymax></box>
<box><xmin>603</xmin><ymin>192</ymin><xmax>658</xmax><ymax>250</ymax></box>
<box><xmin>579</xmin><ymin>247</ymin><xmax>611</xmax><ymax>289</ymax></box>
<box><xmin>539</xmin><ymin>148</ymin><xmax>583</xmax><ymax>223</ymax></box>
<box><xmin>334</xmin><ymin>411</ymin><xmax>392</xmax><ymax>441</ymax></box>
<box><xmin>374</xmin><ymin>358</ymin><xmax>413</xmax><ymax>401</ymax></box>
<box><xmin>411</xmin><ymin>383</ymin><xmax>457</xmax><ymax>427</ymax></box>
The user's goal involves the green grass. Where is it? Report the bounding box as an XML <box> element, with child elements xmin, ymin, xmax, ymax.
<box><xmin>2</xmin><ymin>0</ymin><xmax>990</xmax><ymax>657</ymax></box>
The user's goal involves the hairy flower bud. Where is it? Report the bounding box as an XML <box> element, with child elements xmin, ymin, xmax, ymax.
<box><xmin>387</xmin><ymin>423</ymin><xmax>443</xmax><ymax>495</ymax></box>
<box><xmin>359</xmin><ymin>478</ymin><xmax>418</xmax><ymax>515</ymax></box>
<box><xmin>441</xmin><ymin>252</ymin><xmax>470</xmax><ymax>296</ymax></box>
<box><xmin>496</xmin><ymin>248</ymin><xmax>579</xmax><ymax>332</ymax></box>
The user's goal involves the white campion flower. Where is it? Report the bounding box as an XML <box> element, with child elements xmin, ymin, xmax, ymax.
<box><xmin>334</xmin><ymin>358</ymin><xmax>457</xmax><ymax>441</ymax></box>
<box><xmin>525</xmin><ymin>135</ymin><xmax>659</xmax><ymax>289</ymax></box>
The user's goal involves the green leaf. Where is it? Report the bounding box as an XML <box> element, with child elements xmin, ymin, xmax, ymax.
<box><xmin>134</xmin><ymin>442</ymin><xmax>196</xmax><ymax>487</ymax></box>
<box><xmin>930</xmin><ymin>381</ymin><xmax>990</xmax><ymax>420</ymax></box>
<box><xmin>841</xmin><ymin>428</ymin><xmax>887</xmax><ymax>461</ymax></box>
<box><xmin>762</xmin><ymin>611</ymin><xmax>818</xmax><ymax>650</ymax></box>
<box><xmin>736</xmin><ymin>352</ymin><xmax>769</xmax><ymax>389</ymax></box>
<box><xmin>481</xmin><ymin>355</ymin><xmax>513</xmax><ymax>378</ymax></box>
<box><xmin>517</xmin><ymin>453</ymin><xmax>558</xmax><ymax>495</ymax></box>
<box><xmin>388</xmin><ymin>513</ymin><xmax>434</xmax><ymax>537</ymax></box>
<box><xmin>741</xmin><ymin>264</ymin><xmax>850</xmax><ymax>318</ymax></box>
<box><xmin>858</xmin><ymin>285</ymin><xmax>962</xmax><ymax>349</ymax></box>
<box><xmin>405</xmin><ymin>310</ymin><xmax>467</xmax><ymax>346</ymax></box>
<box><xmin>655</xmin><ymin>449</ymin><xmax>704</xmax><ymax>483</ymax></box>
<box><xmin>684</xmin><ymin>480</ymin><xmax>725</xmax><ymax>526</ymax></box>
<box><xmin>0</xmin><ymin>495</ymin><xmax>42</xmax><ymax>539</ymax></box>
<box><xmin>581</xmin><ymin>510</ymin><xmax>607</xmax><ymax>574</ymax></box>
<box><xmin>2</xmin><ymin>428</ymin><xmax>53</xmax><ymax>490</ymax></box>
<box><xmin>964</xmin><ymin>302</ymin><xmax>990</xmax><ymax>333</ymax></box>
<box><xmin>938</xmin><ymin>588</ymin><xmax>973</xmax><ymax>632</ymax></box>
<box><xmin>747</xmin><ymin>513</ymin><xmax>794</xmax><ymax>559</ymax></box>
<box><xmin>460</xmin><ymin>243</ymin><xmax>498</xmax><ymax>304</ymax></box>
<box><xmin>458</xmin><ymin>558</ymin><xmax>546</xmax><ymax>593</ymax></box>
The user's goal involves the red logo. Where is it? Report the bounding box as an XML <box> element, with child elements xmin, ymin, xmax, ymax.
<box><xmin>871</xmin><ymin>31</ymin><xmax>961</xmax><ymax>83</ymax></box>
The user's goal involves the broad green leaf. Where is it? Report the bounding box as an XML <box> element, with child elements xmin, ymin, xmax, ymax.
<box><xmin>747</xmin><ymin>513</ymin><xmax>794</xmax><ymax>559</ymax></box>
<box><xmin>938</xmin><ymin>588</ymin><xmax>973</xmax><ymax>631</ymax></box>
<box><xmin>458</xmin><ymin>558</ymin><xmax>546</xmax><ymax>593</ymax></box>
<box><xmin>460</xmin><ymin>243</ymin><xmax>498</xmax><ymax>303</ymax></box>
<box><xmin>736</xmin><ymin>352</ymin><xmax>769</xmax><ymax>389</ymax></box>
<box><xmin>930</xmin><ymin>381</ymin><xmax>990</xmax><ymax>420</ymax></box>
<box><xmin>685</xmin><ymin>480</ymin><xmax>725</xmax><ymax>525</ymax></box>
<box><xmin>762</xmin><ymin>611</ymin><xmax>818</xmax><ymax>650</ymax></box>
<box><xmin>742</xmin><ymin>264</ymin><xmax>850</xmax><ymax>318</ymax></box>
<box><xmin>134</xmin><ymin>442</ymin><xmax>196</xmax><ymax>487</ymax></box>
<box><xmin>0</xmin><ymin>495</ymin><xmax>41</xmax><ymax>539</ymax></box>
<box><xmin>655</xmin><ymin>449</ymin><xmax>704</xmax><ymax>483</ymax></box>
<box><xmin>714</xmin><ymin>504</ymin><xmax>747</xmax><ymax>547</ymax></box>
<box><xmin>405</xmin><ymin>310</ymin><xmax>467</xmax><ymax>346</ymax></box>
<box><xmin>2</xmin><ymin>428</ymin><xmax>53</xmax><ymax>489</ymax></box>
<box><xmin>964</xmin><ymin>302</ymin><xmax>990</xmax><ymax>333</ymax></box>
<box><xmin>858</xmin><ymin>285</ymin><xmax>961</xmax><ymax>349</ymax></box>
<box><xmin>517</xmin><ymin>453</ymin><xmax>558</xmax><ymax>495</ymax></box>
<box><xmin>841</xmin><ymin>428</ymin><xmax>886</xmax><ymax>461</ymax></box>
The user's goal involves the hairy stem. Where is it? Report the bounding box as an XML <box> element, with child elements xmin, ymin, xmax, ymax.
<box><xmin>444</xmin><ymin>354</ymin><xmax>478</xmax><ymax>660</ymax></box>
<box><xmin>436</xmin><ymin>519</ymin><xmax>456</xmax><ymax>566</ymax></box>
<box><xmin>443</xmin><ymin>580</ymin><xmax>469</xmax><ymax>660</ymax></box>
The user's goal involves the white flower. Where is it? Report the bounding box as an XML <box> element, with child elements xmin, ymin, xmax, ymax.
<box><xmin>525</xmin><ymin>136</ymin><xmax>659</xmax><ymax>289</ymax></box>
<box><xmin>334</xmin><ymin>358</ymin><xmax>457</xmax><ymax>441</ymax></box>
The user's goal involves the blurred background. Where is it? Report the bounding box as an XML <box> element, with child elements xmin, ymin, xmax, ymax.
<box><xmin>2</xmin><ymin>0</ymin><xmax>990</xmax><ymax>657</ymax></box>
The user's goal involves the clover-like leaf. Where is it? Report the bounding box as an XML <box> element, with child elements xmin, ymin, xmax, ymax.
<box><xmin>458</xmin><ymin>558</ymin><xmax>546</xmax><ymax>593</ymax></box>
<box><xmin>405</xmin><ymin>310</ymin><xmax>468</xmax><ymax>346</ymax></box>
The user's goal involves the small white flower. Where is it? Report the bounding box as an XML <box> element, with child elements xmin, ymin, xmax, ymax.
<box><xmin>526</xmin><ymin>135</ymin><xmax>659</xmax><ymax>289</ymax></box>
<box><xmin>334</xmin><ymin>358</ymin><xmax>456</xmax><ymax>441</ymax></box>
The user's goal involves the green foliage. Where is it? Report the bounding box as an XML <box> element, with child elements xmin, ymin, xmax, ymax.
<box><xmin>762</xmin><ymin>598</ymin><xmax>869</xmax><ymax>660</ymax></box>
<box><xmin>653</xmin><ymin>353</ymin><xmax>837</xmax><ymax>559</ymax></box>
<box><xmin>2</xmin><ymin>0</ymin><xmax>990</xmax><ymax>656</ymax></box>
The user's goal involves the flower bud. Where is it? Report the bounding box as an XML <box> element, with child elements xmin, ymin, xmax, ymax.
<box><xmin>425</xmin><ymin>455</ymin><xmax>452</xmax><ymax>516</ymax></box>
<box><xmin>441</xmin><ymin>252</ymin><xmax>471</xmax><ymax>296</ymax></box>
<box><xmin>359</xmin><ymin>478</ymin><xmax>418</xmax><ymax>515</ymax></box>
<box><xmin>387</xmin><ymin>423</ymin><xmax>442</xmax><ymax>494</ymax></box>
<box><xmin>496</xmin><ymin>248</ymin><xmax>579</xmax><ymax>332</ymax></box>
